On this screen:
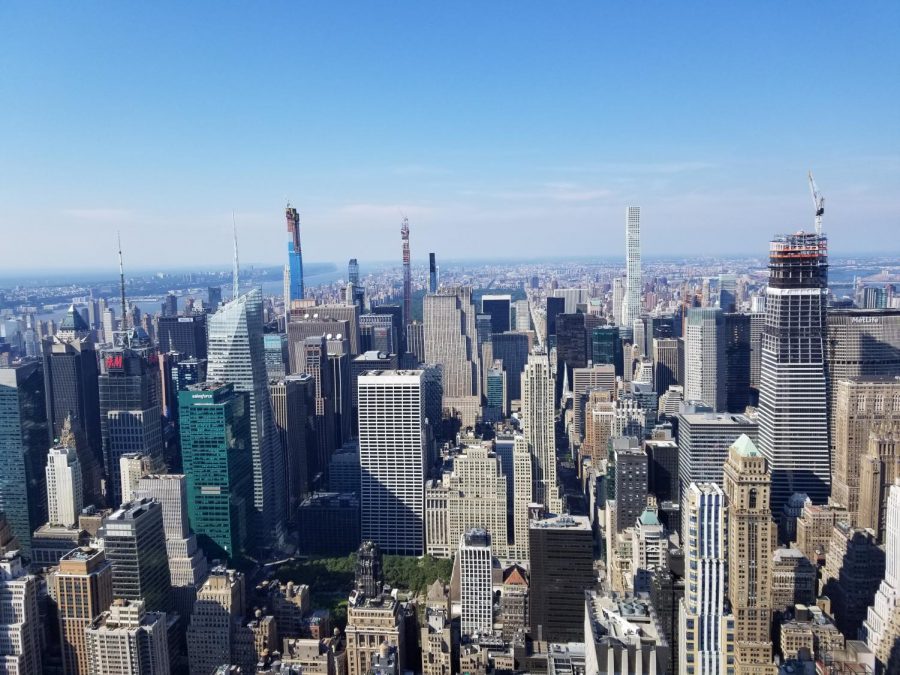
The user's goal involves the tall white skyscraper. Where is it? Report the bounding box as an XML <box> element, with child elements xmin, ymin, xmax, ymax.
<box><xmin>864</xmin><ymin>482</ymin><xmax>900</xmax><ymax>670</ymax></box>
<box><xmin>46</xmin><ymin>441</ymin><xmax>83</xmax><ymax>528</ymax></box>
<box><xmin>757</xmin><ymin>232</ymin><xmax>830</xmax><ymax>510</ymax></box>
<box><xmin>684</xmin><ymin>307</ymin><xmax>726</xmax><ymax>411</ymax></box>
<box><xmin>521</xmin><ymin>350</ymin><xmax>560</xmax><ymax>512</ymax></box>
<box><xmin>459</xmin><ymin>529</ymin><xmax>493</xmax><ymax>638</ymax></box>
<box><xmin>85</xmin><ymin>599</ymin><xmax>169</xmax><ymax>675</ymax></box>
<box><xmin>679</xmin><ymin>482</ymin><xmax>733</xmax><ymax>675</ymax></box>
<box><xmin>621</xmin><ymin>206</ymin><xmax>642</xmax><ymax>328</ymax></box>
<box><xmin>359</xmin><ymin>370</ymin><xmax>427</xmax><ymax>555</ymax></box>
<box><xmin>118</xmin><ymin>452</ymin><xmax>150</xmax><ymax>504</ymax></box>
<box><xmin>0</xmin><ymin>551</ymin><xmax>42</xmax><ymax>675</ymax></box>
<box><xmin>207</xmin><ymin>288</ymin><xmax>285</xmax><ymax>544</ymax></box>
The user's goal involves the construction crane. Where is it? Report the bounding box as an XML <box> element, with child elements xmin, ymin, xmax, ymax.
<box><xmin>808</xmin><ymin>171</ymin><xmax>825</xmax><ymax>235</ymax></box>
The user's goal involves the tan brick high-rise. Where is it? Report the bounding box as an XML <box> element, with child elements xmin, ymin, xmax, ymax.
<box><xmin>54</xmin><ymin>547</ymin><xmax>113</xmax><ymax>675</ymax></box>
<box><xmin>722</xmin><ymin>434</ymin><xmax>777</xmax><ymax>674</ymax></box>
<box><xmin>830</xmin><ymin>377</ymin><xmax>900</xmax><ymax>524</ymax></box>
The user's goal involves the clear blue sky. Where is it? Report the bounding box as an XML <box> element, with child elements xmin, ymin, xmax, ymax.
<box><xmin>1</xmin><ymin>2</ymin><xmax>898</xmax><ymax>272</ymax></box>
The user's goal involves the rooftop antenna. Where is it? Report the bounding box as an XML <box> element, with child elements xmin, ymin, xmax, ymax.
<box><xmin>232</xmin><ymin>211</ymin><xmax>240</xmax><ymax>300</ymax></box>
<box><xmin>117</xmin><ymin>230</ymin><xmax>128</xmax><ymax>330</ymax></box>
<box><xmin>808</xmin><ymin>171</ymin><xmax>825</xmax><ymax>236</ymax></box>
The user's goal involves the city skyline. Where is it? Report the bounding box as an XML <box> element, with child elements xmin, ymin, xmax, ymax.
<box><xmin>2</xmin><ymin>3</ymin><xmax>899</xmax><ymax>269</ymax></box>
<box><xmin>3</xmin><ymin>4</ymin><xmax>900</xmax><ymax>672</ymax></box>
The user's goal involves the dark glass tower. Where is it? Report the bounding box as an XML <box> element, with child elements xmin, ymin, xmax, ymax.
<box><xmin>206</xmin><ymin>286</ymin><xmax>222</xmax><ymax>312</ymax></box>
<box><xmin>0</xmin><ymin>359</ymin><xmax>49</xmax><ymax>557</ymax></box>
<box><xmin>158</xmin><ymin>314</ymin><xmax>207</xmax><ymax>360</ymax></box>
<box><xmin>724</xmin><ymin>312</ymin><xmax>751</xmax><ymax>413</ymax></box>
<box><xmin>98</xmin><ymin>498</ymin><xmax>172</xmax><ymax>613</ymax></box>
<box><xmin>428</xmin><ymin>253</ymin><xmax>437</xmax><ymax>294</ymax></box>
<box><xmin>491</xmin><ymin>332</ymin><xmax>529</xmax><ymax>401</ymax></box>
<box><xmin>529</xmin><ymin>515</ymin><xmax>594</xmax><ymax>642</ymax></box>
<box><xmin>98</xmin><ymin>335</ymin><xmax>164</xmax><ymax>506</ymax></box>
<box><xmin>481</xmin><ymin>295</ymin><xmax>512</xmax><ymax>334</ymax></box>
<box><xmin>591</xmin><ymin>326</ymin><xmax>624</xmax><ymax>377</ymax></box>
<box><xmin>42</xmin><ymin>308</ymin><xmax>103</xmax><ymax>502</ymax></box>
<box><xmin>545</xmin><ymin>296</ymin><xmax>565</xmax><ymax>347</ymax></box>
<box><xmin>348</xmin><ymin>258</ymin><xmax>365</xmax><ymax>307</ymax></box>
<box><xmin>555</xmin><ymin>313</ymin><xmax>588</xmax><ymax>401</ymax></box>
<box><xmin>758</xmin><ymin>232</ymin><xmax>830</xmax><ymax>511</ymax></box>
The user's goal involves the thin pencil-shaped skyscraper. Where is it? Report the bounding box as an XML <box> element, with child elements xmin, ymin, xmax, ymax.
<box><xmin>621</xmin><ymin>206</ymin><xmax>642</xmax><ymax>329</ymax></box>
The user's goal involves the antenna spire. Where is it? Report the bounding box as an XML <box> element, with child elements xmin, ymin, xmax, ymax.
<box><xmin>118</xmin><ymin>231</ymin><xmax>128</xmax><ymax>330</ymax></box>
<box><xmin>232</xmin><ymin>212</ymin><xmax>240</xmax><ymax>300</ymax></box>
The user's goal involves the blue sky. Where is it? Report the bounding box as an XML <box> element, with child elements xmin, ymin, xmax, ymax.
<box><xmin>1</xmin><ymin>2</ymin><xmax>898</xmax><ymax>272</ymax></box>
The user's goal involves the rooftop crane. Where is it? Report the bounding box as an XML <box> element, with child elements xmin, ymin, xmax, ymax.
<box><xmin>808</xmin><ymin>171</ymin><xmax>825</xmax><ymax>235</ymax></box>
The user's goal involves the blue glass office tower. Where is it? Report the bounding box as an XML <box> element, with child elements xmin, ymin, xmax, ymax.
<box><xmin>285</xmin><ymin>203</ymin><xmax>304</xmax><ymax>303</ymax></box>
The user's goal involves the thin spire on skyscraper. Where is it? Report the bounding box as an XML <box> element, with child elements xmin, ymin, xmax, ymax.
<box><xmin>117</xmin><ymin>231</ymin><xmax>128</xmax><ymax>330</ymax></box>
<box><xmin>232</xmin><ymin>211</ymin><xmax>240</xmax><ymax>301</ymax></box>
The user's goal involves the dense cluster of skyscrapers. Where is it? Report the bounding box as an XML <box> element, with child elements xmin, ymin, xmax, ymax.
<box><xmin>0</xmin><ymin>191</ymin><xmax>900</xmax><ymax>674</ymax></box>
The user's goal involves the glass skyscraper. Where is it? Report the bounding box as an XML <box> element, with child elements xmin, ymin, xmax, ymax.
<box><xmin>285</xmin><ymin>203</ymin><xmax>304</xmax><ymax>304</ymax></box>
<box><xmin>206</xmin><ymin>288</ymin><xmax>285</xmax><ymax>548</ymax></box>
<box><xmin>179</xmin><ymin>382</ymin><xmax>252</xmax><ymax>561</ymax></box>
<box><xmin>0</xmin><ymin>360</ymin><xmax>48</xmax><ymax>557</ymax></box>
<box><xmin>591</xmin><ymin>326</ymin><xmax>624</xmax><ymax>378</ymax></box>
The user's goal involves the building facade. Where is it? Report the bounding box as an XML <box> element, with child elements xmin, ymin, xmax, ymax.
<box><xmin>0</xmin><ymin>360</ymin><xmax>48</xmax><ymax>556</ymax></box>
<box><xmin>678</xmin><ymin>482</ymin><xmax>733</xmax><ymax>675</ymax></box>
<box><xmin>621</xmin><ymin>206</ymin><xmax>642</xmax><ymax>329</ymax></box>
<box><xmin>55</xmin><ymin>547</ymin><xmax>114</xmax><ymax>675</ymax></box>
<box><xmin>722</xmin><ymin>436</ymin><xmax>776</xmax><ymax>673</ymax></box>
<box><xmin>459</xmin><ymin>529</ymin><xmax>493</xmax><ymax>638</ymax></box>
<box><xmin>206</xmin><ymin>289</ymin><xmax>285</xmax><ymax>545</ymax></box>
<box><xmin>178</xmin><ymin>382</ymin><xmax>253</xmax><ymax>561</ymax></box>
<box><xmin>521</xmin><ymin>351</ymin><xmax>560</xmax><ymax>512</ymax></box>
<box><xmin>758</xmin><ymin>232</ymin><xmax>830</xmax><ymax>510</ymax></box>
<box><xmin>358</xmin><ymin>371</ymin><xmax>427</xmax><ymax>555</ymax></box>
<box><xmin>684</xmin><ymin>307</ymin><xmax>726</xmax><ymax>411</ymax></box>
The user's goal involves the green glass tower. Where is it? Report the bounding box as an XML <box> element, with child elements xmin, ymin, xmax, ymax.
<box><xmin>178</xmin><ymin>382</ymin><xmax>252</xmax><ymax>561</ymax></box>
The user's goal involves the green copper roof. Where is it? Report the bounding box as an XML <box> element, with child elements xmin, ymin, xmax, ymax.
<box><xmin>732</xmin><ymin>433</ymin><xmax>760</xmax><ymax>457</ymax></box>
<box><xmin>639</xmin><ymin>508</ymin><xmax>660</xmax><ymax>526</ymax></box>
<box><xmin>59</xmin><ymin>304</ymin><xmax>90</xmax><ymax>333</ymax></box>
